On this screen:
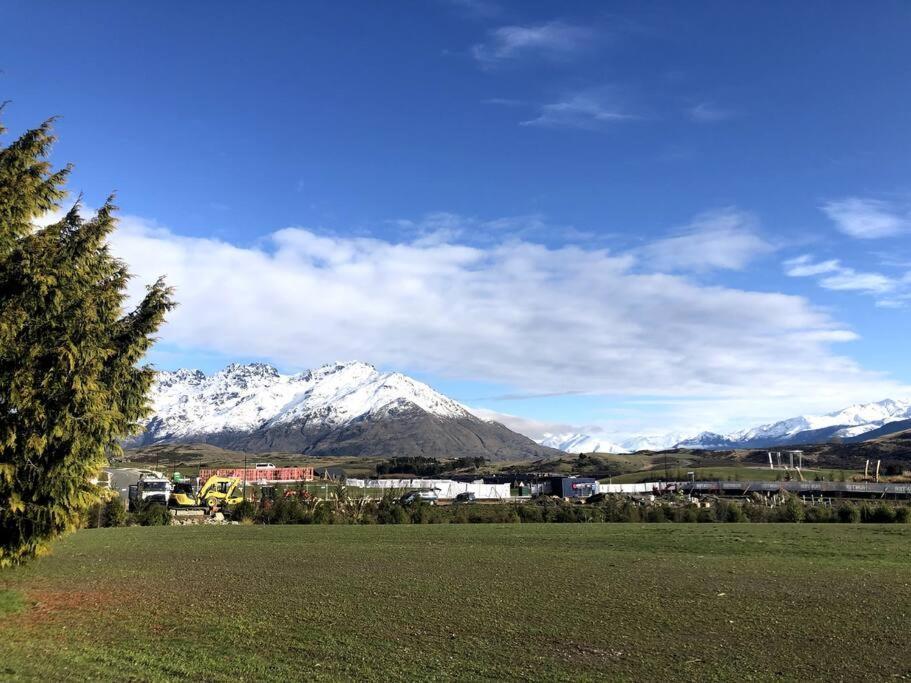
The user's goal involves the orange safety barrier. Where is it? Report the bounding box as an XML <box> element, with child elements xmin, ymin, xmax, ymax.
<box><xmin>198</xmin><ymin>467</ymin><xmax>315</xmax><ymax>483</ymax></box>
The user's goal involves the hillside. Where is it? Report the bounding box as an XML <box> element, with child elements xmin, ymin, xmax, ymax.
<box><xmin>127</xmin><ymin>361</ymin><xmax>560</xmax><ymax>461</ymax></box>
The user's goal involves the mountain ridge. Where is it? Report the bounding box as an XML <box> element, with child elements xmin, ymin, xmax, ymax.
<box><xmin>130</xmin><ymin>361</ymin><xmax>560</xmax><ymax>460</ymax></box>
<box><xmin>538</xmin><ymin>399</ymin><xmax>911</xmax><ymax>453</ymax></box>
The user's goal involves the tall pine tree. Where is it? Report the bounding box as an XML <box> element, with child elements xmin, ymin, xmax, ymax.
<box><xmin>0</xmin><ymin>113</ymin><xmax>174</xmax><ymax>566</ymax></box>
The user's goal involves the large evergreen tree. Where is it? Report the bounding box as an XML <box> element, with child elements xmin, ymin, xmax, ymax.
<box><xmin>0</xmin><ymin>113</ymin><xmax>173</xmax><ymax>566</ymax></box>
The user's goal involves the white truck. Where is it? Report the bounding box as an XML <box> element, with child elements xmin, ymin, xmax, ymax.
<box><xmin>128</xmin><ymin>474</ymin><xmax>173</xmax><ymax>511</ymax></box>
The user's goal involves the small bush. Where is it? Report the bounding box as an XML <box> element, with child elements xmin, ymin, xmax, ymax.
<box><xmin>645</xmin><ymin>506</ymin><xmax>668</xmax><ymax>523</ymax></box>
<box><xmin>804</xmin><ymin>505</ymin><xmax>833</xmax><ymax>523</ymax></box>
<box><xmin>674</xmin><ymin>505</ymin><xmax>700</xmax><ymax>523</ymax></box>
<box><xmin>517</xmin><ymin>505</ymin><xmax>544</xmax><ymax>523</ymax></box>
<box><xmin>837</xmin><ymin>502</ymin><xmax>860</xmax><ymax>523</ymax></box>
<box><xmin>861</xmin><ymin>503</ymin><xmax>896</xmax><ymax>524</ymax></box>
<box><xmin>83</xmin><ymin>497</ymin><xmax>127</xmax><ymax>528</ymax></box>
<box><xmin>102</xmin><ymin>498</ymin><xmax>128</xmax><ymax>527</ymax></box>
<box><xmin>230</xmin><ymin>500</ymin><xmax>257</xmax><ymax>523</ymax></box>
<box><xmin>743</xmin><ymin>503</ymin><xmax>770</xmax><ymax>523</ymax></box>
<box><xmin>696</xmin><ymin>507</ymin><xmax>716</xmax><ymax>523</ymax></box>
<box><xmin>133</xmin><ymin>503</ymin><xmax>171</xmax><ymax>527</ymax></box>
<box><xmin>776</xmin><ymin>495</ymin><xmax>805</xmax><ymax>523</ymax></box>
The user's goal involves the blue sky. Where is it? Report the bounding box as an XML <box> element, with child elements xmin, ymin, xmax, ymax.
<box><xmin>3</xmin><ymin>0</ymin><xmax>910</xmax><ymax>439</ymax></box>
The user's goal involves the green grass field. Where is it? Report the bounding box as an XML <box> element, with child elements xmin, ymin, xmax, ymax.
<box><xmin>605</xmin><ymin>465</ymin><xmax>856</xmax><ymax>484</ymax></box>
<box><xmin>1</xmin><ymin>524</ymin><xmax>909</xmax><ymax>681</ymax></box>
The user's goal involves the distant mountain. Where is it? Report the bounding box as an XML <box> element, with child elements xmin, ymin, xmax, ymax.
<box><xmin>618</xmin><ymin>433</ymin><xmax>687</xmax><ymax>453</ymax></box>
<box><xmin>844</xmin><ymin>417</ymin><xmax>911</xmax><ymax>443</ymax></box>
<box><xmin>541</xmin><ymin>399</ymin><xmax>911</xmax><ymax>453</ymax></box>
<box><xmin>677</xmin><ymin>399</ymin><xmax>911</xmax><ymax>449</ymax></box>
<box><xmin>129</xmin><ymin>361</ymin><xmax>560</xmax><ymax>460</ymax></box>
<box><xmin>537</xmin><ymin>433</ymin><xmax>629</xmax><ymax>454</ymax></box>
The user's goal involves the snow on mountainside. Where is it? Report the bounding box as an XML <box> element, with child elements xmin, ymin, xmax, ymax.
<box><xmin>537</xmin><ymin>433</ymin><xmax>629</xmax><ymax>454</ymax></box>
<box><xmin>132</xmin><ymin>361</ymin><xmax>559</xmax><ymax>460</ymax></box>
<box><xmin>541</xmin><ymin>399</ymin><xmax>911</xmax><ymax>454</ymax></box>
<box><xmin>620</xmin><ymin>433</ymin><xmax>687</xmax><ymax>452</ymax></box>
<box><xmin>677</xmin><ymin>398</ymin><xmax>911</xmax><ymax>449</ymax></box>
<box><xmin>138</xmin><ymin>365</ymin><xmax>910</xmax><ymax>456</ymax></box>
<box><xmin>536</xmin><ymin>432</ymin><xmax>685</xmax><ymax>454</ymax></box>
<box><xmin>144</xmin><ymin>361</ymin><xmax>471</xmax><ymax>441</ymax></box>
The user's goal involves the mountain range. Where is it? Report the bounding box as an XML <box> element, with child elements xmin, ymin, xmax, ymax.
<box><xmin>128</xmin><ymin>361</ymin><xmax>559</xmax><ymax>460</ymax></box>
<box><xmin>541</xmin><ymin>398</ymin><xmax>911</xmax><ymax>453</ymax></box>
<box><xmin>130</xmin><ymin>361</ymin><xmax>911</xmax><ymax>458</ymax></box>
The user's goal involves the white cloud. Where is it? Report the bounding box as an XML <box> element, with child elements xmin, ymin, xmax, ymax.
<box><xmin>467</xmin><ymin>407</ymin><xmax>586</xmax><ymax>442</ymax></box>
<box><xmin>520</xmin><ymin>88</ymin><xmax>635</xmax><ymax>130</ymax></box>
<box><xmin>783</xmin><ymin>255</ymin><xmax>841</xmax><ymax>278</ymax></box>
<box><xmin>821</xmin><ymin>197</ymin><xmax>911</xmax><ymax>239</ymax></box>
<box><xmin>784</xmin><ymin>254</ymin><xmax>910</xmax><ymax>303</ymax></box>
<box><xmin>639</xmin><ymin>209</ymin><xmax>773</xmax><ymax>272</ymax></box>
<box><xmin>819</xmin><ymin>270</ymin><xmax>896</xmax><ymax>294</ymax></box>
<box><xmin>104</xmin><ymin>212</ymin><xmax>903</xmax><ymax>410</ymax></box>
<box><xmin>472</xmin><ymin>21</ymin><xmax>594</xmax><ymax>65</ymax></box>
<box><xmin>687</xmin><ymin>102</ymin><xmax>734</xmax><ymax>123</ymax></box>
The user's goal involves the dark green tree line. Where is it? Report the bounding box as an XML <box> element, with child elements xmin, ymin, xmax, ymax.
<box><xmin>0</xmin><ymin>112</ymin><xmax>173</xmax><ymax>565</ymax></box>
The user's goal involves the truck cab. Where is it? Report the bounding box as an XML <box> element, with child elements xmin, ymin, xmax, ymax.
<box><xmin>128</xmin><ymin>475</ymin><xmax>173</xmax><ymax>511</ymax></box>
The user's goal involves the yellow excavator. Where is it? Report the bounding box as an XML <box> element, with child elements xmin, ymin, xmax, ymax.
<box><xmin>170</xmin><ymin>475</ymin><xmax>245</xmax><ymax>508</ymax></box>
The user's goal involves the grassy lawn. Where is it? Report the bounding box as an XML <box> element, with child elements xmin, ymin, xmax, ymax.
<box><xmin>1</xmin><ymin>524</ymin><xmax>909</xmax><ymax>681</ymax></box>
<box><xmin>605</xmin><ymin>465</ymin><xmax>856</xmax><ymax>484</ymax></box>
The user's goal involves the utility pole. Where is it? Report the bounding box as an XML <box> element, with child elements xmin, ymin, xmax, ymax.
<box><xmin>243</xmin><ymin>453</ymin><xmax>248</xmax><ymax>501</ymax></box>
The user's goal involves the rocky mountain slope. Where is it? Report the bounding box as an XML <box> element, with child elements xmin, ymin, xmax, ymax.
<box><xmin>129</xmin><ymin>361</ymin><xmax>559</xmax><ymax>460</ymax></box>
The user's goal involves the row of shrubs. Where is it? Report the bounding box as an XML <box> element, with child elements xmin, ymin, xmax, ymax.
<box><xmin>233</xmin><ymin>492</ymin><xmax>911</xmax><ymax>526</ymax></box>
<box><xmin>83</xmin><ymin>493</ymin><xmax>911</xmax><ymax>528</ymax></box>
<box><xmin>82</xmin><ymin>498</ymin><xmax>172</xmax><ymax>528</ymax></box>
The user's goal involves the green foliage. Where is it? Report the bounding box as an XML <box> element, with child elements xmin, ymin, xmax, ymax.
<box><xmin>374</xmin><ymin>456</ymin><xmax>486</xmax><ymax>477</ymax></box>
<box><xmin>0</xmin><ymin>117</ymin><xmax>173</xmax><ymax>565</ymax></box>
<box><xmin>645</xmin><ymin>505</ymin><xmax>668</xmax><ymax>523</ymax></box>
<box><xmin>777</xmin><ymin>495</ymin><xmax>806</xmax><ymax>523</ymax></box>
<box><xmin>374</xmin><ymin>491</ymin><xmax>410</xmax><ymax>524</ymax></box>
<box><xmin>860</xmin><ymin>503</ymin><xmax>896</xmax><ymax>524</ymax></box>
<box><xmin>132</xmin><ymin>503</ymin><xmax>171</xmax><ymax>527</ymax></box>
<box><xmin>804</xmin><ymin>504</ymin><xmax>834</xmax><ymax>523</ymax></box>
<box><xmin>718</xmin><ymin>500</ymin><xmax>747</xmax><ymax>523</ymax></box>
<box><xmin>230</xmin><ymin>500</ymin><xmax>257</xmax><ymax>523</ymax></box>
<box><xmin>104</xmin><ymin>488</ymin><xmax>911</xmax><ymax>528</ymax></box>
<box><xmin>84</xmin><ymin>496</ymin><xmax>128</xmax><ymax>528</ymax></box>
<box><xmin>837</xmin><ymin>502</ymin><xmax>860</xmax><ymax>523</ymax></box>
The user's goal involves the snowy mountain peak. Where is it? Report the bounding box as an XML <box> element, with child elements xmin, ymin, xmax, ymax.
<box><xmin>538</xmin><ymin>398</ymin><xmax>911</xmax><ymax>454</ymax></box>
<box><xmin>296</xmin><ymin>360</ymin><xmax>377</xmax><ymax>383</ymax></box>
<box><xmin>140</xmin><ymin>360</ymin><xmax>472</xmax><ymax>443</ymax></box>
<box><xmin>657</xmin><ymin>397</ymin><xmax>911</xmax><ymax>450</ymax></box>
<box><xmin>537</xmin><ymin>433</ymin><xmax>629</xmax><ymax>454</ymax></box>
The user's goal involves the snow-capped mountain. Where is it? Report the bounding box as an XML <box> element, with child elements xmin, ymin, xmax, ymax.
<box><xmin>539</xmin><ymin>399</ymin><xmax>911</xmax><ymax>454</ymax></box>
<box><xmin>537</xmin><ymin>433</ymin><xmax>629</xmax><ymax>454</ymax></box>
<box><xmin>535</xmin><ymin>432</ymin><xmax>685</xmax><ymax>454</ymax></box>
<box><xmin>677</xmin><ymin>398</ymin><xmax>911</xmax><ymax>449</ymax></box>
<box><xmin>619</xmin><ymin>433</ymin><xmax>687</xmax><ymax>452</ymax></box>
<box><xmin>148</xmin><ymin>361</ymin><xmax>468</xmax><ymax>439</ymax></box>
<box><xmin>131</xmin><ymin>361</ymin><xmax>560</xmax><ymax>460</ymax></box>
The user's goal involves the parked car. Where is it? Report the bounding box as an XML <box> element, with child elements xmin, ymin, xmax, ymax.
<box><xmin>454</xmin><ymin>492</ymin><xmax>476</xmax><ymax>503</ymax></box>
<box><xmin>401</xmin><ymin>489</ymin><xmax>439</xmax><ymax>505</ymax></box>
